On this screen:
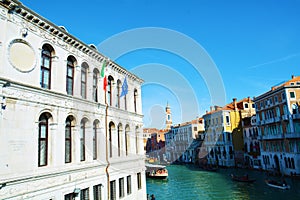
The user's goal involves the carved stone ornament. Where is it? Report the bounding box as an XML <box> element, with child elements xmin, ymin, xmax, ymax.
<box><xmin>8</xmin><ymin>39</ymin><xmax>36</xmax><ymax>72</ymax></box>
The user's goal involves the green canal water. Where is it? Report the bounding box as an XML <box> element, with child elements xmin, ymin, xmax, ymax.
<box><xmin>146</xmin><ymin>165</ymin><xmax>300</xmax><ymax>200</ymax></box>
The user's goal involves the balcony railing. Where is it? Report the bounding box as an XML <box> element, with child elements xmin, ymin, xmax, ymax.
<box><xmin>282</xmin><ymin>115</ymin><xmax>289</xmax><ymax>121</ymax></box>
<box><xmin>274</xmin><ymin>116</ymin><xmax>281</xmax><ymax>122</ymax></box>
<box><xmin>292</xmin><ymin>114</ymin><xmax>300</xmax><ymax>120</ymax></box>
<box><xmin>262</xmin><ymin>134</ymin><xmax>283</xmax><ymax>140</ymax></box>
<box><xmin>265</xmin><ymin>118</ymin><xmax>275</xmax><ymax>124</ymax></box>
<box><xmin>285</xmin><ymin>132</ymin><xmax>300</xmax><ymax>139</ymax></box>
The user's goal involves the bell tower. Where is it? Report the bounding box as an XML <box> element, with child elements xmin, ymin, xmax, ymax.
<box><xmin>166</xmin><ymin>102</ymin><xmax>172</xmax><ymax>130</ymax></box>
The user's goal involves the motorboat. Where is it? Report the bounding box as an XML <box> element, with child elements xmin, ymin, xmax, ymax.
<box><xmin>146</xmin><ymin>163</ymin><xmax>168</xmax><ymax>179</ymax></box>
<box><xmin>265</xmin><ymin>179</ymin><xmax>290</xmax><ymax>190</ymax></box>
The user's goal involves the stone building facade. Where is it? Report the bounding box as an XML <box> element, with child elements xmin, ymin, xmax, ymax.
<box><xmin>254</xmin><ymin>75</ymin><xmax>300</xmax><ymax>176</ymax></box>
<box><xmin>0</xmin><ymin>0</ymin><xmax>146</xmax><ymax>199</ymax></box>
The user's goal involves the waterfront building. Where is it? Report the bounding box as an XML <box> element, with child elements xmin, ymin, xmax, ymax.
<box><xmin>165</xmin><ymin>118</ymin><xmax>204</xmax><ymax>163</ymax></box>
<box><xmin>0</xmin><ymin>0</ymin><xmax>146</xmax><ymax>199</ymax></box>
<box><xmin>144</xmin><ymin>130</ymin><xmax>166</xmax><ymax>153</ymax></box>
<box><xmin>203</xmin><ymin>98</ymin><xmax>255</xmax><ymax>167</ymax></box>
<box><xmin>254</xmin><ymin>75</ymin><xmax>300</xmax><ymax>176</ymax></box>
<box><xmin>143</xmin><ymin>103</ymin><xmax>170</xmax><ymax>163</ymax></box>
<box><xmin>143</xmin><ymin>128</ymin><xmax>156</xmax><ymax>153</ymax></box>
<box><xmin>242</xmin><ymin>115</ymin><xmax>262</xmax><ymax>169</ymax></box>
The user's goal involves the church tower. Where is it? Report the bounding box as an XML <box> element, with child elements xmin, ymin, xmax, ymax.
<box><xmin>166</xmin><ymin>102</ymin><xmax>172</xmax><ymax>130</ymax></box>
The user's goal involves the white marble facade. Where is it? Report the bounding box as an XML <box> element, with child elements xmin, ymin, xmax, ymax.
<box><xmin>0</xmin><ymin>0</ymin><xmax>146</xmax><ymax>199</ymax></box>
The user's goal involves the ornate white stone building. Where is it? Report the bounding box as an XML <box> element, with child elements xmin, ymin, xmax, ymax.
<box><xmin>165</xmin><ymin>118</ymin><xmax>204</xmax><ymax>163</ymax></box>
<box><xmin>0</xmin><ymin>0</ymin><xmax>146</xmax><ymax>199</ymax></box>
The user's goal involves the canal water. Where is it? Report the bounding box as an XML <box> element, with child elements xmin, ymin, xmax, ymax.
<box><xmin>146</xmin><ymin>165</ymin><xmax>300</xmax><ymax>200</ymax></box>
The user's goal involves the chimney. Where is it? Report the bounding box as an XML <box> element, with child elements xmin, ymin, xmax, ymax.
<box><xmin>271</xmin><ymin>86</ymin><xmax>275</xmax><ymax>91</ymax></box>
<box><xmin>292</xmin><ymin>75</ymin><xmax>295</xmax><ymax>79</ymax></box>
<box><xmin>206</xmin><ymin>110</ymin><xmax>208</xmax><ymax>114</ymax></box>
<box><xmin>210</xmin><ymin>106</ymin><xmax>213</xmax><ymax>111</ymax></box>
<box><xmin>248</xmin><ymin>96</ymin><xmax>251</xmax><ymax>102</ymax></box>
<box><xmin>233</xmin><ymin>98</ymin><xmax>237</xmax><ymax>111</ymax></box>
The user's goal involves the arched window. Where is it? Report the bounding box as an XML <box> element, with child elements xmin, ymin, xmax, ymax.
<box><xmin>109</xmin><ymin>122</ymin><xmax>115</xmax><ymax>158</ymax></box>
<box><xmin>135</xmin><ymin>126</ymin><xmax>139</xmax><ymax>154</ymax></box>
<box><xmin>80</xmin><ymin>118</ymin><xmax>88</xmax><ymax>161</ymax></box>
<box><xmin>134</xmin><ymin>89</ymin><xmax>138</xmax><ymax>113</ymax></box>
<box><xmin>65</xmin><ymin>116</ymin><xmax>74</xmax><ymax>163</ymax></box>
<box><xmin>38</xmin><ymin>112</ymin><xmax>51</xmax><ymax>167</ymax></box>
<box><xmin>118</xmin><ymin>123</ymin><xmax>123</xmax><ymax>157</ymax></box>
<box><xmin>288</xmin><ymin>157</ymin><xmax>291</xmax><ymax>168</ymax></box>
<box><xmin>40</xmin><ymin>44</ymin><xmax>54</xmax><ymax>89</ymax></box>
<box><xmin>284</xmin><ymin>157</ymin><xmax>288</xmax><ymax>168</ymax></box>
<box><xmin>93</xmin><ymin>120</ymin><xmax>99</xmax><ymax>160</ymax></box>
<box><xmin>81</xmin><ymin>62</ymin><xmax>89</xmax><ymax>99</ymax></box>
<box><xmin>291</xmin><ymin>158</ymin><xmax>295</xmax><ymax>169</ymax></box>
<box><xmin>283</xmin><ymin>104</ymin><xmax>288</xmax><ymax>115</ymax></box>
<box><xmin>108</xmin><ymin>76</ymin><xmax>114</xmax><ymax>106</ymax></box>
<box><xmin>125</xmin><ymin>125</ymin><xmax>130</xmax><ymax>156</ymax></box>
<box><xmin>276</xmin><ymin>107</ymin><xmax>280</xmax><ymax>117</ymax></box>
<box><xmin>250</xmin><ymin>142</ymin><xmax>253</xmax><ymax>152</ymax></box>
<box><xmin>66</xmin><ymin>56</ymin><xmax>76</xmax><ymax>95</ymax></box>
<box><xmin>93</xmin><ymin>69</ymin><xmax>99</xmax><ymax>102</ymax></box>
<box><xmin>117</xmin><ymin>80</ymin><xmax>121</xmax><ymax>108</ymax></box>
<box><xmin>124</xmin><ymin>93</ymin><xmax>127</xmax><ymax>111</ymax></box>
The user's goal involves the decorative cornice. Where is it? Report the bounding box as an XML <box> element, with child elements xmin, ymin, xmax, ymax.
<box><xmin>0</xmin><ymin>0</ymin><xmax>143</xmax><ymax>84</ymax></box>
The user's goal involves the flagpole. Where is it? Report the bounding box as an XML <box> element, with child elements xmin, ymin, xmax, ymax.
<box><xmin>104</xmin><ymin>73</ymin><xmax>110</xmax><ymax>200</ymax></box>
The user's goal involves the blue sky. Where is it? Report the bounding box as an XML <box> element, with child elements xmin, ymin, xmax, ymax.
<box><xmin>21</xmin><ymin>0</ymin><xmax>300</xmax><ymax>128</ymax></box>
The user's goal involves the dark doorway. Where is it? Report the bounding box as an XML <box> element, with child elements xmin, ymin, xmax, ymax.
<box><xmin>273</xmin><ymin>155</ymin><xmax>280</xmax><ymax>173</ymax></box>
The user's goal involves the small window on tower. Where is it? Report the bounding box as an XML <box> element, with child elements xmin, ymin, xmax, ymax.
<box><xmin>168</xmin><ymin>115</ymin><xmax>170</xmax><ymax>120</ymax></box>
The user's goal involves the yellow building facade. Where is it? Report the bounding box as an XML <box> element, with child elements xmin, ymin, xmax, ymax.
<box><xmin>203</xmin><ymin>98</ymin><xmax>255</xmax><ymax>167</ymax></box>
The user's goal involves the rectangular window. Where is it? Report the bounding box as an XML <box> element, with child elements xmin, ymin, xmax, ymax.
<box><xmin>290</xmin><ymin>91</ymin><xmax>296</xmax><ymax>99</ymax></box>
<box><xmin>225</xmin><ymin>115</ymin><xmax>230</xmax><ymax>125</ymax></box>
<box><xmin>110</xmin><ymin>180</ymin><xmax>116</xmax><ymax>200</ymax></box>
<box><xmin>80</xmin><ymin>188</ymin><xmax>89</xmax><ymax>200</ymax></box>
<box><xmin>93</xmin><ymin>184</ymin><xmax>102</xmax><ymax>200</ymax></box>
<box><xmin>282</xmin><ymin>92</ymin><xmax>286</xmax><ymax>100</ymax></box>
<box><xmin>137</xmin><ymin>172</ymin><xmax>142</xmax><ymax>190</ymax></box>
<box><xmin>127</xmin><ymin>176</ymin><xmax>132</xmax><ymax>195</ymax></box>
<box><xmin>119</xmin><ymin>178</ymin><xmax>125</xmax><ymax>198</ymax></box>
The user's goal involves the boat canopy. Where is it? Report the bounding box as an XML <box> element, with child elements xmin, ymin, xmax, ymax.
<box><xmin>145</xmin><ymin>163</ymin><xmax>166</xmax><ymax>169</ymax></box>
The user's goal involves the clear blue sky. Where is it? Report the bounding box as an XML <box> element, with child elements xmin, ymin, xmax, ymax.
<box><xmin>21</xmin><ymin>0</ymin><xmax>300</xmax><ymax>128</ymax></box>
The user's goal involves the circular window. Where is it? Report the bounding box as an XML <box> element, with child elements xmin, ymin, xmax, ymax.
<box><xmin>8</xmin><ymin>39</ymin><xmax>36</xmax><ymax>72</ymax></box>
